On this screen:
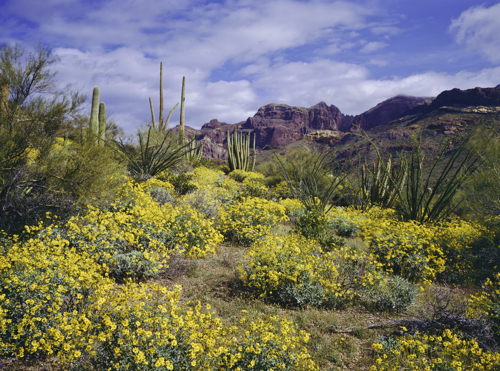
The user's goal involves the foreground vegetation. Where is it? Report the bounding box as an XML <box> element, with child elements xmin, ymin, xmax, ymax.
<box><xmin>3</xmin><ymin>42</ymin><xmax>500</xmax><ymax>370</ymax></box>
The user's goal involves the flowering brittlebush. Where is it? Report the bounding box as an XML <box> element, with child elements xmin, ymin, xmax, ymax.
<box><xmin>237</xmin><ymin>234</ymin><xmax>383</xmax><ymax>308</ymax></box>
<box><xmin>371</xmin><ymin>329</ymin><xmax>500</xmax><ymax>371</ymax></box>
<box><xmin>218</xmin><ymin>197</ymin><xmax>288</xmax><ymax>246</ymax></box>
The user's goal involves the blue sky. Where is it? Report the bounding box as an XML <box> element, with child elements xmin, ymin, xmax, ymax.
<box><xmin>1</xmin><ymin>0</ymin><xmax>500</xmax><ymax>135</ymax></box>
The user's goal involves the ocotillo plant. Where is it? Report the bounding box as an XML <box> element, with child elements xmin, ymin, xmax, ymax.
<box><xmin>149</xmin><ymin>62</ymin><xmax>179</xmax><ymax>131</ymax></box>
<box><xmin>361</xmin><ymin>155</ymin><xmax>407</xmax><ymax>209</ymax></box>
<box><xmin>227</xmin><ymin>127</ymin><xmax>256</xmax><ymax>172</ymax></box>
<box><xmin>353</xmin><ymin>125</ymin><xmax>482</xmax><ymax>223</ymax></box>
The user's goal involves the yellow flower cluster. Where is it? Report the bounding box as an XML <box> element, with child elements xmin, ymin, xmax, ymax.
<box><xmin>326</xmin><ymin>206</ymin><xmax>485</xmax><ymax>282</ymax></box>
<box><xmin>0</xmin><ymin>242</ymin><xmax>317</xmax><ymax>370</ymax></box>
<box><xmin>278</xmin><ymin>198</ymin><xmax>305</xmax><ymax>219</ymax></box>
<box><xmin>191</xmin><ymin>166</ymin><xmax>225</xmax><ymax>191</ymax></box>
<box><xmin>271</xmin><ymin>181</ymin><xmax>293</xmax><ymax>200</ymax></box>
<box><xmin>371</xmin><ymin>329</ymin><xmax>500</xmax><ymax>371</ymax></box>
<box><xmin>0</xmin><ymin>232</ymin><xmax>113</xmax><ymax>362</ymax></box>
<box><xmin>237</xmin><ymin>233</ymin><xmax>381</xmax><ymax>304</ymax></box>
<box><xmin>228</xmin><ymin>170</ymin><xmax>265</xmax><ymax>183</ymax></box>
<box><xmin>468</xmin><ymin>272</ymin><xmax>500</xmax><ymax>319</ymax></box>
<box><xmin>218</xmin><ymin>197</ymin><xmax>288</xmax><ymax>245</ymax></box>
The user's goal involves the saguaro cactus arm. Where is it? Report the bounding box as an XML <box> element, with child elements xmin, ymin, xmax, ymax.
<box><xmin>149</xmin><ymin>97</ymin><xmax>156</xmax><ymax>130</ymax></box>
<box><xmin>98</xmin><ymin>102</ymin><xmax>106</xmax><ymax>146</ymax></box>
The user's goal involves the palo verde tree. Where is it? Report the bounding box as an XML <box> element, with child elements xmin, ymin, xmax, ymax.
<box><xmin>0</xmin><ymin>42</ymin><xmax>124</xmax><ymax>234</ymax></box>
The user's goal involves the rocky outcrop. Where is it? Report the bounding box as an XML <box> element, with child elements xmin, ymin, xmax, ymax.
<box><xmin>240</xmin><ymin>101</ymin><xmax>346</xmax><ymax>147</ymax></box>
<box><xmin>199</xmin><ymin>136</ymin><xmax>227</xmax><ymax>161</ymax></box>
<box><xmin>429</xmin><ymin>87</ymin><xmax>500</xmax><ymax>110</ymax></box>
<box><xmin>348</xmin><ymin>96</ymin><xmax>433</xmax><ymax>131</ymax></box>
<box><xmin>304</xmin><ymin>130</ymin><xmax>345</xmax><ymax>145</ymax></box>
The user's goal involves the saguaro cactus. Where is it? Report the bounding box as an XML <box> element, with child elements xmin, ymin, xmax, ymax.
<box><xmin>89</xmin><ymin>87</ymin><xmax>100</xmax><ymax>144</ymax></box>
<box><xmin>149</xmin><ymin>62</ymin><xmax>179</xmax><ymax>131</ymax></box>
<box><xmin>179</xmin><ymin>76</ymin><xmax>186</xmax><ymax>143</ymax></box>
<box><xmin>159</xmin><ymin>62</ymin><xmax>164</xmax><ymax>128</ymax></box>
<box><xmin>88</xmin><ymin>86</ymin><xmax>106</xmax><ymax>145</ymax></box>
<box><xmin>227</xmin><ymin>127</ymin><xmax>256</xmax><ymax>172</ymax></box>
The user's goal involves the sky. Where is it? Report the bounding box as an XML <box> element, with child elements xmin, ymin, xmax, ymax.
<box><xmin>1</xmin><ymin>0</ymin><xmax>500</xmax><ymax>135</ymax></box>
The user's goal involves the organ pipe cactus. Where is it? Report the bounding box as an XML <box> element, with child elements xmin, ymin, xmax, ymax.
<box><xmin>184</xmin><ymin>135</ymin><xmax>204</xmax><ymax>164</ymax></box>
<box><xmin>227</xmin><ymin>127</ymin><xmax>256</xmax><ymax>172</ymax></box>
<box><xmin>361</xmin><ymin>155</ymin><xmax>407</xmax><ymax>209</ymax></box>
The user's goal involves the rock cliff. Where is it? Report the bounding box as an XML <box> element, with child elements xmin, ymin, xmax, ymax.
<box><xmin>171</xmin><ymin>85</ymin><xmax>500</xmax><ymax>160</ymax></box>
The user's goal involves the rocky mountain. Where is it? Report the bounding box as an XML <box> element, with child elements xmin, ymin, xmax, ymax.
<box><xmin>176</xmin><ymin>85</ymin><xmax>500</xmax><ymax>161</ymax></box>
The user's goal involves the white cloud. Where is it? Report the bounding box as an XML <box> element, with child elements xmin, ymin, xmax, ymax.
<box><xmin>449</xmin><ymin>3</ymin><xmax>500</xmax><ymax>64</ymax></box>
<box><xmin>246</xmin><ymin>59</ymin><xmax>500</xmax><ymax>115</ymax></box>
<box><xmin>359</xmin><ymin>41</ymin><xmax>388</xmax><ymax>53</ymax></box>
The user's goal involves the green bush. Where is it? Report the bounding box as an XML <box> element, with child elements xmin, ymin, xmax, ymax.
<box><xmin>169</xmin><ymin>172</ymin><xmax>198</xmax><ymax>195</ymax></box>
<box><xmin>293</xmin><ymin>209</ymin><xmax>346</xmax><ymax>250</ymax></box>
<box><xmin>328</xmin><ymin>215</ymin><xmax>361</xmax><ymax>238</ymax></box>
<box><xmin>365</xmin><ymin>276</ymin><xmax>417</xmax><ymax>313</ymax></box>
<box><xmin>109</xmin><ymin>250</ymin><xmax>162</xmax><ymax>282</ymax></box>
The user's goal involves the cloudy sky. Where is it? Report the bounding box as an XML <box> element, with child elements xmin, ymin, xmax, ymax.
<box><xmin>1</xmin><ymin>0</ymin><xmax>500</xmax><ymax>135</ymax></box>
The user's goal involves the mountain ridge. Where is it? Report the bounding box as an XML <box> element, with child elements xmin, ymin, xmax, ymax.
<box><xmin>172</xmin><ymin>85</ymin><xmax>500</xmax><ymax>161</ymax></box>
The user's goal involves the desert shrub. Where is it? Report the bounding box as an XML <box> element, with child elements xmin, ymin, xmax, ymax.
<box><xmin>191</xmin><ymin>166</ymin><xmax>225</xmax><ymax>190</ymax></box>
<box><xmin>364</xmin><ymin>276</ymin><xmax>417</xmax><ymax>313</ymax></box>
<box><xmin>0</xmin><ymin>232</ymin><xmax>113</xmax><ymax>363</ymax></box>
<box><xmin>293</xmin><ymin>208</ymin><xmax>346</xmax><ymax>250</ymax></box>
<box><xmin>109</xmin><ymin>250</ymin><xmax>162</xmax><ymax>282</ymax></box>
<box><xmin>141</xmin><ymin>177</ymin><xmax>176</xmax><ymax>206</ymax></box>
<box><xmin>359</xmin><ymin>209</ymin><xmax>486</xmax><ymax>283</ymax></box>
<box><xmin>168</xmin><ymin>172</ymin><xmax>198</xmax><ymax>195</ymax></box>
<box><xmin>371</xmin><ymin>329</ymin><xmax>500</xmax><ymax>371</ymax></box>
<box><xmin>228</xmin><ymin>169</ymin><xmax>264</xmax><ymax>183</ymax></box>
<box><xmin>270</xmin><ymin>180</ymin><xmax>293</xmax><ymax>199</ymax></box>
<box><xmin>218</xmin><ymin>197</ymin><xmax>288</xmax><ymax>245</ymax></box>
<box><xmin>433</xmin><ymin>219</ymin><xmax>489</xmax><ymax>282</ymax></box>
<box><xmin>328</xmin><ymin>214</ymin><xmax>361</xmax><ymax>238</ymax></box>
<box><xmin>237</xmin><ymin>234</ymin><xmax>382</xmax><ymax>308</ymax></box>
<box><xmin>218</xmin><ymin>312</ymin><xmax>317</xmax><ymax>370</ymax></box>
<box><xmin>239</xmin><ymin>176</ymin><xmax>271</xmax><ymax>200</ymax></box>
<box><xmin>69</xmin><ymin>282</ymin><xmax>317</xmax><ymax>371</ymax></box>
<box><xmin>279</xmin><ymin>197</ymin><xmax>305</xmax><ymax>222</ymax></box>
<box><xmin>181</xmin><ymin>189</ymin><xmax>221</xmax><ymax>219</ymax></box>
<box><xmin>213</xmin><ymin>177</ymin><xmax>241</xmax><ymax>206</ymax></box>
<box><xmin>469</xmin><ymin>272</ymin><xmax>500</xmax><ymax>340</ymax></box>
<box><xmin>168</xmin><ymin>203</ymin><xmax>224</xmax><ymax>258</ymax></box>
<box><xmin>363</xmin><ymin>219</ymin><xmax>445</xmax><ymax>283</ymax></box>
